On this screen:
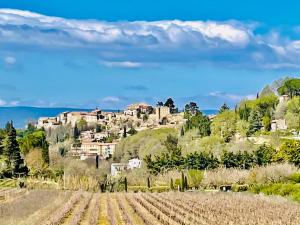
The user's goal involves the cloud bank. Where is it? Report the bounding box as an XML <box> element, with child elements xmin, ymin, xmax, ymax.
<box><xmin>1</xmin><ymin>9</ymin><xmax>300</xmax><ymax>69</ymax></box>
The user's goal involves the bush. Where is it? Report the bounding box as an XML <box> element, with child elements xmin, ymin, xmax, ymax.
<box><xmin>249</xmin><ymin>183</ymin><xmax>300</xmax><ymax>202</ymax></box>
<box><xmin>149</xmin><ymin>186</ymin><xmax>170</xmax><ymax>193</ymax></box>
<box><xmin>128</xmin><ymin>186</ymin><xmax>148</xmax><ymax>193</ymax></box>
<box><xmin>290</xmin><ymin>173</ymin><xmax>300</xmax><ymax>183</ymax></box>
<box><xmin>232</xmin><ymin>184</ymin><xmax>248</xmax><ymax>192</ymax></box>
<box><xmin>187</xmin><ymin>169</ymin><xmax>204</xmax><ymax>189</ymax></box>
<box><xmin>248</xmin><ymin>163</ymin><xmax>299</xmax><ymax>184</ymax></box>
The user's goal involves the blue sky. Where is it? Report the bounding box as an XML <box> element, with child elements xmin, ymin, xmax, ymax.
<box><xmin>0</xmin><ymin>1</ymin><xmax>300</xmax><ymax>109</ymax></box>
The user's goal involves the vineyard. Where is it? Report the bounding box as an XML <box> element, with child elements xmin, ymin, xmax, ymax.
<box><xmin>1</xmin><ymin>189</ymin><xmax>300</xmax><ymax>225</ymax></box>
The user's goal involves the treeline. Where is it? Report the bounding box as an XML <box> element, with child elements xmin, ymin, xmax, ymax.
<box><xmin>144</xmin><ymin>135</ymin><xmax>300</xmax><ymax>174</ymax></box>
<box><xmin>182</xmin><ymin>78</ymin><xmax>300</xmax><ymax>143</ymax></box>
<box><xmin>0</xmin><ymin>121</ymin><xmax>50</xmax><ymax>178</ymax></box>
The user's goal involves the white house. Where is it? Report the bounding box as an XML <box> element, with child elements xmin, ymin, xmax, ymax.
<box><xmin>128</xmin><ymin>158</ymin><xmax>142</xmax><ymax>169</ymax></box>
<box><xmin>111</xmin><ymin>163</ymin><xmax>129</xmax><ymax>176</ymax></box>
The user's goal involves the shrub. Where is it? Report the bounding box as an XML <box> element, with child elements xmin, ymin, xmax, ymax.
<box><xmin>187</xmin><ymin>169</ymin><xmax>203</xmax><ymax>189</ymax></box>
<box><xmin>201</xmin><ymin>167</ymin><xmax>249</xmax><ymax>188</ymax></box>
<box><xmin>249</xmin><ymin>183</ymin><xmax>300</xmax><ymax>203</ymax></box>
<box><xmin>149</xmin><ymin>186</ymin><xmax>170</xmax><ymax>193</ymax></box>
<box><xmin>128</xmin><ymin>186</ymin><xmax>148</xmax><ymax>193</ymax></box>
<box><xmin>232</xmin><ymin>184</ymin><xmax>248</xmax><ymax>192</ymax></box>
<box><xmin>290</xmin><ymin>173</ymin><xmax>300</xmax><ymax>183</ymax></box>
<box><xmin>248</xmin><ymin>163</ymin><xmax>299</xmax><ymax>184</ymax></box>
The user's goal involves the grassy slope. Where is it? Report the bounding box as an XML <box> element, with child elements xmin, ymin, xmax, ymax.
<box><xmin>115</xmin><ymin>127</ymin><xmax>178</xmax><ymax>162</ymax></box>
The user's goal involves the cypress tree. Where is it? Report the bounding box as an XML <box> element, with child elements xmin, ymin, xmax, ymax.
<box><xmin>123</xmin><ymin>126</ymin><xmax>127</xmax><ymax>138</ymax></box>
<box><xmin>124</xmin><ymin>177</ymin><xmax>128</xmax><ymax>192</ymax></box>
<box><xmin>184</xmin><ymin>176</ymin><xmax>188</xmax><ymax>190</ymax></box>
<box><xmin>96</xmin><ymin>155</ymin><xmax>99</xmax><ymax>169</ymax></box>
<box><xmin>170</xmin><ymin>178</ymin><xmax>174</xmax><ymax>190</ymax></box>
<box><xmin>180</xmin><ymin>126</ymin><xmax>185</xmax><ymax>136</ymax></box>
<box><xmin>181</xmin><ymin>171</ymin><xmax>185</xmax><ymax>192</ymax></box>
<box><xmin>41</xmin><ymin>133</ymin><xmax>49</xmax><ymax>164</ymax></box>
<box><xmin>3</xmin><ymin>121</ymin><xmax>27</xmax><ymax>176</ymax></box>
<box><xmin>147</xmin><ymin>177</ymin><xmax>151</xmax><ymax>188</ymax></box>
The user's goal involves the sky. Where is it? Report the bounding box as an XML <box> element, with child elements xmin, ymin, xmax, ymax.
<box><xmin>1</xmin><ymin>0</ymin><xmax>300</xmax><ymax>109</ymax></box>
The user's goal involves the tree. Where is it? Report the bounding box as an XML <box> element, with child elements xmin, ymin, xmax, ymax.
<box><xmin>254</xmin><ymin>144</ymin><xmax>275</xmax><ymax>166</ymax></box>
<box><xmin>2</xmin><ymin>121</ymin><xmax>27</xmax><ymax>176</ymax></box>
<box><xmin>156</xmin><ymin>101</ymin><xmax>163</xmax><ymax>107</ymax></box>
<box><xmin>278</xmin><ymin>78</ymin><xmax>300</xmax><ymax>98</ymax></box>
<box><xmin>262</xmin><ymin>115</ymin><xmax>271</xmax><ymax>131</ymax></box>
<box><xmin>164</xmin><ymin>98</ymin><xmax>176</xmax><ymax>113</ymax></box>
<box><xmin>211</xmin><ymin>111</ymin><xmax>237</xmax><ymax>142</ymax></box>
<box><xmin>73</xmin><ymin>124</ymin><xmax>80</xmax><ymax>139</ymax></box>
<box><xmin>180</xmin><ymin>126</ymin><xmax>185</xmax><ymax>136</ymax></box>
<box><xmin>248</xmin><ymin>108</ymin><xmax>262</xmax><ymax>135</ymax></box>
<box><xmin>185</xmin><ymin>111</ymin><xmax>211</xmax><ymax>137</ymax></box>
<box><xmin>274</xmin><ymin>140</ymin><xmax>300</xmax><ymax>166</ymax></box>
<box><xmin>285</xmin><ymin>96</ymin><xmax>300</xmax><ymax>129</ymax></box>
<box><xmin>219</xmin><ymin>103</ymin><xmax>229</xmax><ymax>114</ymax></box>
<box><xmin>128</xmin><ymin>127</ymin><xmax>137</xmax><ymax>135</ymax></box>
<box><xmin>123</xmin><ymin>126</ymin><xmax>127</xmax><ymax>138</ymax></box>
<box><xmin>25</xmin><ymin>148</ymin><xmax>47</xmax><ymax>176</ymax></box>
<box><xmin>142</xmin><ymin>114</ymin><xmax>148</xmax><ymax>122</ymax></box>
<box><xmin>77</xmin><ymin>119</ymin><xmax>88</xmax><ymax>132</ymax></box>
<box><xmin>184</xmin><ymin>102</ymin><xmax>199</xmax><ymax>118</ymax></box>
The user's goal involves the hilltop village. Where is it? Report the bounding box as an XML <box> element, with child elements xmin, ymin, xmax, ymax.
<box><xmin>36</xmin><ymin>99</ymin><xmax>186</xmax><ymax>174</ymax></box>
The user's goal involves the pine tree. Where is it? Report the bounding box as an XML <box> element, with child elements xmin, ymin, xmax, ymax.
<box><xmin>219</xmin><ymin>103</ymin><xmax>230</xmax><ymax>113</ymax></box>
<box><xmin>2</xmin><ymin>121</ymin><xmax>27</xmax><ymax>176</ymax></box>
<box><xmin>248</xmin><ymin>108</ymin><xmax>263</xmax><ymax>135</ymax></box>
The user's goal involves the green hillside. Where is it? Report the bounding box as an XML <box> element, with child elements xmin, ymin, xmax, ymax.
<box><xmin>114</xmin><ymin>127</ymin><xmax>177</xmax><ymax>162</ymax></box>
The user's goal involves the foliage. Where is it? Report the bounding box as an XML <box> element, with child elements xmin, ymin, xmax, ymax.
<box><xmin>236</xmin><ymin>119</ymin><xmax>250</xmax><ymax>137</ymax></box>
<box><xmin>187</xmin><ymin>169</ymin><xmax>204</xmax><ymax>189</ymax></box>
<box><xmin>254</xmin><ymin>144</ymin><xmax>275</xmax><ymax>166</ymax></box>
<box><xmin>278</xmin><ymin>78</ymin><xmax>300</xmax><ymax>97</ymax></box>
<box><xmin>18</xmin><ymin>130</ymin><xmax>49</xmax><ymax>163</ymax></box>
<box><xmin>211</xmin><ymin>110</ymin><xmax>237</xmax><ymax>142</ymax></box>
<box><xmin>25</xmin><ymin>148</ymin><xmax>48</xmax><ymax>176</ymax></box>
<box><xmin>250</xmin><ymin>183</ymin><xmax>300</xmax><ymax>203</ymax></box>
<box><xmin>274</xmin><ymin>101</ymin><xmax>288</xmax><ymax>119</ymax></box>
<box><xmin>248</xmin><ymin>163</ymin><xmax>299</xmax><ymax>184</ymax></box>
<box><xmin>285</xmin><ymin>96</ymin><xmax>300</xmax><ymax>129</ymax></box>
<box><xmin>1</xmin><ymin>121</ymin><xmax>28</xmax><ymax>177</ymax></box>
<box><xmin>248</xmin><ymin>108</ymin><xmax>262</xmax><ymax>135</ymax></box>
<box><xmin>185</xmin><ymin>111</ymin><xmax>211</xmax><ymax>137</ymax></box>
<box><xmin>184</xmin><ymin>102</ymin><xmax>199</xmax><ymax>118</ymax></box>
<box><xmin>219</xmin><ymin>103</ymin><xmax>229</xmax><ymax>114</ymax></box>
<box><xmin>221</xmin><ymin>150</ymin><xmax>254</xmax><ymax>169</ymax></box>
<box><xmin>114</xmin><ymin>127</ymin><xmax>176</xmax><ymax>162</ymax></box>
<box><xmin>262</xmin><ymin>115</ymin><xmax>271</xmax><ymax>131</ymax></box>
<box><xmin>127</xmin><ymin>127</ymin><xmax>137</xmax><ymax>135</ymax></box>
<box><xmin>274</xmin><ymin>139</ymin><xmax>300</xmax><ymax>166</ymax></box>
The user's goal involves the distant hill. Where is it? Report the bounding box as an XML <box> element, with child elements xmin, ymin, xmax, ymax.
<box><xmin>0</xmin><ymin>106</ymin><xmax>217</xmax><ymax>129</ymax></box>
<box><xmin>0</xmin><ymin>106</ymin><xmax>94</xmax><ymax>128</ymax></box>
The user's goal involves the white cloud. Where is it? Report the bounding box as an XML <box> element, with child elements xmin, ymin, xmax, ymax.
<box><xmin>0</xmin><ymin>9</ymin><xmax>300</xmax><ymax>69</ymax></box>
<box><xmin>9</xmin><ymin>100</ymin><xmax>19</xmax><ymax>106</ymax></box>
<box><xmin>4</xmin><ymin>56</ymin><xmax>16</xmax><ymax>65</ymax></box>
<box><xmin>0</xmin><ymin>99</ymin><xmax>6</xmax><ymax>106</ymax></box>
<box><xmin>100</xmin><ymin>60</ymin><xmax>142</xmax><ymax>68</ymax></box>
<box><xmin>101</xmin><ymin>96</ymin><xmax>120</xmax><ymax>103</ymax></box>
<box><xmin>209</xmin><ymin>91</ymin><xmax>255</xmax><ymax>101</ymax></box>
